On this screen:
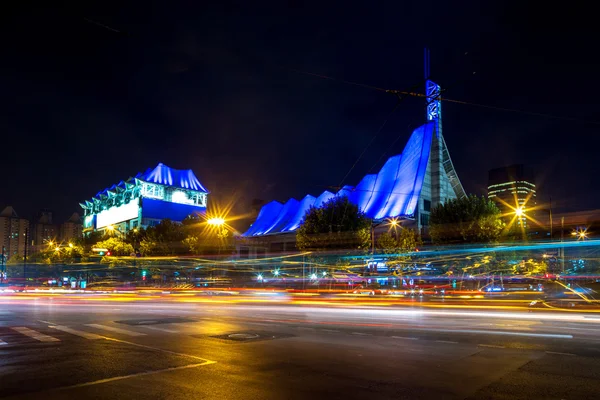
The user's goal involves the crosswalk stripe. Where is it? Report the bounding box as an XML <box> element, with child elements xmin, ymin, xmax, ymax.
<box><xmin>85</xmin><ymin>324</ymin><xmax>146</xmax><ymax>337</ymax></box>
<box><xmin>138</xmin><ymin>325</ymin><xmax>179</xmax><ymax>333</ymax></box>
<box><xmin>0</xmin><ymin>339</ymin><xmax>8</xmax><ymax>346</ymax></box>
<box><xmin>11</xmin><ymin>327</ymin><xmax>60</xmax><ymax>342</ymax></box>
<box><xmin>49</xmin><ymin>326</ymin><xmax>104</xmax><ymax>340</ymax></box>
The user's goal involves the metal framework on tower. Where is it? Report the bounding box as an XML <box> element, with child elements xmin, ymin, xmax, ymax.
<box><xmin>424</xmin><ymin>48</ymin><xmax>466</xmax><ymax>200</ymax></box>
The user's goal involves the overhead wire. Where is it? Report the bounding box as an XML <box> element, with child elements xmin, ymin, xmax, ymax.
<box><xmin>290</xmin><ymin>68</ymin><xmax>600</xmax><ymax>126</ymax></box>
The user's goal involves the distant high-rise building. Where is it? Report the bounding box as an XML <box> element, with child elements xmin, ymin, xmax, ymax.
<box><xmin>0</xmin><ymin>206</ymin><xmax>29</xmax><ymax>259</ymax></box>
<box><xmin>32</xmin><ymin>208</ymin><xmax>58</xmax><ymax>249</ymax></box>
<box><xmin>60</xmin><ymin>213</ymin><xmax>83</xmax><ymax>242</ymax></box>
<box><xmin>488</xmin><ymin>164</ymin><xmax>536</xmax><ymax>227</ymax></box>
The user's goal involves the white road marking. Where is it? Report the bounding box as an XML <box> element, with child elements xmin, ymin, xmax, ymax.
<box><xmin>49</xmin><ymin>362</ymin><xmax>215</xmax><ymax>391</ymax></box>
<box><xmin>351</xmin><ymin>332</ymin><xmax>371</xmax><ymax>336</ymax></box>
<box><xmin>435</xmin><ymin>340</ymin><xmax>458</xmax><ymax>344</ymax></box>
<box><xmin>49</xmin><ymin>326</ymin><xmax>104</xmax><ymax>340</ymax></box>
<box><xmin>85</xmin><ymin>324</ymin><xmax>146</xmax><ymax>337</ymax></box>
<box><xmin>546</xmin><ymin>351</ymin><xmax>576</xmax><ymax>356</ymax></box>
<box><xmin>11</xmin><ymin>327</ymin><xmax>60</xmax><ymax>342</ymax></box>
<box><xmin>37</xmin><ymin>320</ymin><xmax>56</xmax><ymax>325</ymax></box>
<box><xmin>391</xmin><ymin>336</ymin><xmax>419</xmax><ymax>340</ymax></box>
<box><xmin>138</xmin><ymin>325</ymin><xmax>179</xmax><ymax>333</ymax></box>
<box><xmin>0</xmin><ymin>339</ymin><xmax>8</xmax><ymax>346</ymax></box>
<box><xmin>102</xmin><ymin>336</ymin><xmax>214</xmax><ymax>362</ymax></box>
<box><xmin>431</xmin><ymin>328</ymin><xmax>573</xmax><ymax>339</ymax></box>
<box><xmin>478</xmin><ymin>344</ymin><xmax>505</xmax><ymax>348</ymax></box>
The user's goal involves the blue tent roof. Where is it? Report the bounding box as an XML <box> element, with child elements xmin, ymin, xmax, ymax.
<box><xmin>243</xmin><ymin>122</ymin><xmax>434</xmax><ymax>237</ymax></box>
<box><xmin>90</xmin><ymin>163</ymin><xmax>208</xmax><ymax>201</ymax></box>
<box><xmin>138</xmin><ymin>163</ymin><xmax>208</xmax><ymax>192</ymax></box>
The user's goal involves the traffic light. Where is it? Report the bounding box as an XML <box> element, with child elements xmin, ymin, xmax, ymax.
<box><xmin>142</xmin><ymin>270</ymin><xmax>147</xmax><ymax>281</ymax></box>
<box><xmin>452</xmin><ymin>279</ymin><xmax>457</xmax><ymax>289</ymax></box>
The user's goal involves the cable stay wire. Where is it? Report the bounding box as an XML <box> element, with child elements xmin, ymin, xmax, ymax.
<box><xmin>336</xmin><ymin>100</ymin><xmax>403</xmax><ymax>189</ymax></box>
<box><xmin>289</xmin><ymin>68</ymin><xmax>600</xmax><ymax>126</ymax></box>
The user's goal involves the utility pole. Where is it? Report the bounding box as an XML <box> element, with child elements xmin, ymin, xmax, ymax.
<box><xmin>560</xmin><ymin>217</ymin><xmax>565</xmax><ymax>273</ymax></box>
<box><xmin>23</xmin><ymin>228</ymin><xmax>28</xmax><ymax>281</ymax></box>
<box><xmin>1</xmin><ymin>246</ymin><xmax>5</xmax><ymax>283</ymax></box>
<box><xmin>549</xmin><ymin>196</ymin><xmax>553</xmax><ymax>240</ymax></box>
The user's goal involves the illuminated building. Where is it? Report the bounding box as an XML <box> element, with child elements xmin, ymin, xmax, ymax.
<box><xmin>488</xmin><ymin>164</ymin><xmax>536</xmax><ymax>227</ymax></box>
<box><xmin>243</xmin><ymin>78</ymin><xmax>465</xmax><ymax>245</ymax></box>
<box><xmin>60</xmin><ymin>213</ymin><xmax>83</xmax><ymax>242</ymax></box>
<box><xmin>0</xmin><ymin>206</ymin><xmax>29</xmax><ymax>258</ymax></box>
<box><xmin>80</xmin><ymin>163</ymin><xmax>208</xmax><ymax>234</ymax></box>
<box><xmin>31</xmin><ymin>209</ymin><xmax>57</xmax><ymax>249</ymax></box>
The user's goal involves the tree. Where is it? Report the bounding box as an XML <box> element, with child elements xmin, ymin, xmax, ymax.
<box><xmin>429</xmin><ymin>195</ymin><xmax>504</xmax><ymax>244</ymax></box>
<box><xmin>182</xmin><ymin>235</ymin><xmax>201</xmax><ymax>254</ymax></box>
<box><xmin>95</xmin><ymin>238</ymin><xmax>134</xmax><ymax>256</ymax></box>
<box><xmin>376</xmin><ymin>232</ymin><xmax>399</xmax><ymax>254</ymax></box>
<box><xmin>83</xmin><ymin>230</ymin><xmax>104</xmax><ymax>246</ymax></box>
<box><xmin>144</xmin><ymin>219</ymin><xmax>186</xmax><ymax>255</ymax></box>
<box><xmin>296</xmin><ymin>196</ymin><xmax>372</xmax><ymax>251</ymax></box>
<box><xmin>139</xmin><ymin>238</ymin><xmax>159</xmax><ymax>256</ymax></box>
<box><xmin>377</xmin><ymin>228</ymin><xmax>422</xmax><ymax>253</ymax></box>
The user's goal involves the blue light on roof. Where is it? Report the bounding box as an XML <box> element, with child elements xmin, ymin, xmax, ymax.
<box><xmin>426</xmin><ymin>80</ymin><xmax>441</xmax><ymax>121</ymax></box>
<box><xmin>90</xmin><ymin>163</ymin><xmax>208</xmax><ymax>202</ymax></box>
<box><xmin>243</xmin><ymin>122</ymin><xmax>434</xmax><ymax>237</ymax></box>
<box><xmin>139</xmin><ymin>163</ymin><xmax>207</xmax><ymax>192</ymax></box>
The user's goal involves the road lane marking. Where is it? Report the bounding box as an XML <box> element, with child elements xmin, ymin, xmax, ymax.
<box><xmin>430</xmin><ymin>329</ymin><xmax>573</xmax><ymax>339</ymax></box>
<box><xmin>85</xmin><ymin>324</ymin><xmax>146</xmax><ymax>337</ymax></box>
<box><xmin>546</xmin><ymin>351</ymin><xmax>576</xmax><ymax>356</ymax></box>
<box><xmin>435</xmin><ymin>340</ymin><xmax>458</xmax><ymax>344</ymax></box>
<box><xmin>138</xmin><ymin>325</ymin><xmax>179</xmax><ymax>333</ymax></box>
<box><xmin>102</xmin><ymin>337</ymin><xmax>215</xmax><ymax>362</ymax></box>
<box><xmin>0</xmin><ymin>339</ymin><xmax>8</xmax><ymax>345</ymax></box>
<box><xmin>11</xmin><ymin>327</ymin><xmax>60</xmax><ymax>342</ymax></box>
<box><xmin>391</xmin><ymin>336</ymin><xmax>419</xmax><ymax>340</ymax></box>
<box><xmin>478</xmin><ymin>344</ymin><xmax>505</xmax><ymax>348</ymax></box>
<box><xmin>352</xmin><ymin>332</ymin><xmax>371</xmax><ymax>336</ymax></box>
<box><xmin>50</xmin><ymin>362</ymin><xmax>215</xmax><ymax>392</ymax></box>
<box><xmin>49</xmin><ymin>326</ymin><xmax>104</xmax><ymax>340</ymax></box>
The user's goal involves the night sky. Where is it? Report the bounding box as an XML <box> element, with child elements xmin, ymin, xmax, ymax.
<box><xmin>2</xmin><ymin>2</ymin><xmax>598</xmax><ymax>227</ymax></box>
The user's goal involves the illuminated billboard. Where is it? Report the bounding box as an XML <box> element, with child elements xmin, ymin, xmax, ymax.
<box><xmin>96</xmin><ymin>201</ymin><xmax>140</xmax><ymax>229</ymax></box>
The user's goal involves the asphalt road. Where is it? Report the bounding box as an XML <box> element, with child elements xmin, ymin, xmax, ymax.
<box><xmin>2</xmin><ymin>295</ymin><xmax>600</xmax><ymax>399</ymax></box>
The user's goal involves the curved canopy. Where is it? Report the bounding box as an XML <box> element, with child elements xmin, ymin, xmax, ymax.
<box><xmin>243</xmin><ymin>122</ymin><xmax>434</xmax><ymax>236</ymax></box>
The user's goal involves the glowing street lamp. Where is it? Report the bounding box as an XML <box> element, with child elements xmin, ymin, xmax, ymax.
<box><xmin>515</xmin><ymin>207</ymin><xmax>524</xmax><ymax>217</ymax></box>
<box><xmin>207</xmin><ymin>217</ymin><xmax>226</xmax><ymax>226</ymax></box>
<box><xmin>273</xmin><ymin>269</ymin><xmax>280</xmax><ymax>276</ymax></box>
<box><xmin>68</xmin><ymin>243</ymin><xmax>73</xmax><ymax>248</ymax></box>
<box><xmin>54</xmin><ymin>247</ymin><xmax>61</xmax><ymax>252</ymax></box>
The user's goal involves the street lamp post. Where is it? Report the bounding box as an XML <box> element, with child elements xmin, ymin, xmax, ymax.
<box><xmin>370</xmin><ymin>218</ymin><xmax>399</xmax><ymax>274</ymax></box>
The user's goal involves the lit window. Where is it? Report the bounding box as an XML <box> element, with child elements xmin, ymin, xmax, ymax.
<box><xmin>171</xmin><ymin>191</ymin><xmax>193</xmax><ymax>205</ymax></box>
